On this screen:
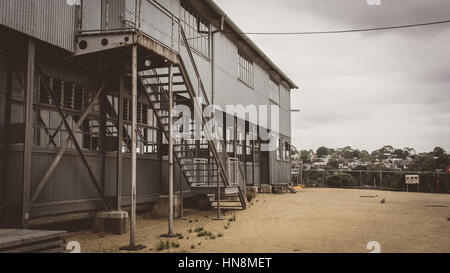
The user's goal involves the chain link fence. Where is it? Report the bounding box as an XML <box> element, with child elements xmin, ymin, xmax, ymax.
<box><xmin>301</xmin><ymin>170</ymin><xmax>450</xmax><ymax>194</ymax></box>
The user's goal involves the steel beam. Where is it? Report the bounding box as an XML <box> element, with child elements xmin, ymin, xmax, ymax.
<box><xmin>21</xmin><ymin>39</ymin><xmax>35</xmax><ymax>228</ymax></box>
<box><xmin>31</xmin><ymin>62</ymin><xmax>109</xmax><ymax>210</ymax></box>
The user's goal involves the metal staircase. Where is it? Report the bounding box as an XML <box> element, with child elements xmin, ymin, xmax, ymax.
<box><xmin>136</xmin><ymin>27</ymin><xmax>247</xmax><ymax>210</ymax></box>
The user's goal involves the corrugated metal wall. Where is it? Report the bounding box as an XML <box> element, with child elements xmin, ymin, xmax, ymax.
<box><xmin>0</xmin><ymin>0</ymin><xmax>77</xmax><ymax>52</ymax></box>
<box><xmin>279</xmin><ymin>85</ymin><xmax>292</xmax><ymax>138</ymax></box>
<box><xmin>160</xmin><ymin>159</ymin><xmax>190</xmax><ymax>195</ymax></box>
<box><xmin>3</xmin><ymin>150</ymin><xmax>161</xmax><ymax>218</ymax></box>
<box><xmin>269</xmin><ymin>151</ymin><xmax>292</xmax><ymax>185</ymax></box>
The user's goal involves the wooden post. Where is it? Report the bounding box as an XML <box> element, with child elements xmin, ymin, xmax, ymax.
<box><xmin>117</xmin><ymin>75</ymin><xmax>124</xmax><ymax>211</ymax></box>
<box><xmin>22</xmin><ymin>39</ymin><xmax>35</xmax><ymax>228</ymax></box>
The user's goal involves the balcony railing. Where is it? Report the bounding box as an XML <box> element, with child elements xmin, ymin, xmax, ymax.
<box><xmin>79</xmin><ymin>0</ymin><xmax>181</xmax><ymax>53</ymax></box>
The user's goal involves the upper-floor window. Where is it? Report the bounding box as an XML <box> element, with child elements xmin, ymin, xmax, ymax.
<box><xmin>238</xmin><ymin>51</ymin><xmax>254</xmax><ymax>87</ymax></box>
<box><xmin>181</xmin><ymin>3</ymin><xmax>210</xmax><ymax>58</ymax></box>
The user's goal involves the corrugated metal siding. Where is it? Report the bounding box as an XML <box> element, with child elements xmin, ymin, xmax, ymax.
<box><xmin>0</xmin><ymin>56</ymin><xmax>6</xmax><ymax>149</ymax></box>
<box><xmin>0</xmin><ymin>0</ymin><xmax>76</xmax><ymax>52</ymax></box>
<box><xmin>0</xmin><ymin>152</ymin><xmax>4</xmax><ymax>206</ymax></box>
<box><xmin>161</xmin><ymin>159</ymin><xmax>190</xmax><ymax>195</ymax></box>
<box><xmin>4</xmin><ymin>151</ymin><xmax>162</xmax><ymax>211</ymax></box>
<box><xmin>279</xmin><ymin>85</ymin><xmax>291</xmax><ymax>137</ymax></box>
<box><xmin>269</xmin><ymin>151</ymin><xmax>291</xmax><ymax>185</ymax></box>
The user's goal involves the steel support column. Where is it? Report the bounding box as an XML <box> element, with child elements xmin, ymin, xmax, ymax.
<box><xmin>116</xmin><ymin>75</ymin><xmax>124</xmax><ymax>211</ymax></box>
<box><xmin>121</xmin><ymin>45</ymin><xmax>145</xmax><ymax>251</ymax></box>
<box><xmin>168</xmin><ymin>64</ymin><xmax>175</xmax><ymax>235</ymax></box>
<box><xmin>21</xmin><ymin>39</ymin><xmax>35</xmax><ymax>228</ymax></box>
<box><xmin>130</xmin><ymin>45</ymin><xmax>138</xmax><ymax>246</ymax></box>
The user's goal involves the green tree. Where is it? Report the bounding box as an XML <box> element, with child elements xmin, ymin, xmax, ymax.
<box><xmin>300</xmin><ymin>150</ymin><xmax>311</xmax><ymax>164</ymax></box>
<box><xmin>394</xmin><ymin>149</ymin><xmax>406</xmax><ymax>159</ymax></box>
<box><xmin>316</xmin><ymin>146</ymin><xmax>329</xmax><ymax>158</ymax></box>
<box><xmin>433</xmin><ymin>147</ymin><xmax>448</xmax><ymax>170</ymax></box>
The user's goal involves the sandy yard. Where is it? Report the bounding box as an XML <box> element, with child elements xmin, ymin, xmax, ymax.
<box><xmin>67</xmin><ymin>188</ymin><xmax>450</xmax><ymax>253</ymax></box>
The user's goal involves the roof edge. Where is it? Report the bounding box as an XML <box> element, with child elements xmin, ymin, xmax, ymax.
<box><xmin>204</xmin><ymin>0</ymin><xmax>299</xmax><ymax>90</ymax></box>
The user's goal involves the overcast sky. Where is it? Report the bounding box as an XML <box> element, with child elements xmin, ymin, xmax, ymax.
<box><xmin>214</xmin><ymin>0</ymin><xmax>450</xmax><ymax>153</ymax></box>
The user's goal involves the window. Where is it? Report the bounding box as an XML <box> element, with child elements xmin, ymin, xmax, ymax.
<box><xmin>283</xmin><ymin>141</ymin><xmax>291</xmax><ymax>161</ymax></box>
<box><xmin>106</xmin><ymin>95</ymin><xmax>159</xmax><ymax>155</ymax></box>
<box><xmin>276</xmin><ymin>137</ymin><xmax>281</xmax><ymax>160</ymax></box>
<box><xmin>238</xmin><ymin>51</ymin><xmax>254</xmax><ymax>87</ymax></box>
<box><xmin>33</xmin><ymin>75</ymin><xmax>94</xmax><ymax>151</ymax></box>
<box><xmin>226</xmin><ymin>127</ymin><xmax>234</xmax><ymax>153</ymax></box>
<box><xmin>181</xmin><ymin>2</ymin><xmax>210</xmax><ymax>58</ymax></box>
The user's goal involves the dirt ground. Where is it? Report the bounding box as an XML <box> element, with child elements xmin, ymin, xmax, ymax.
<box><xmin>67</xmin><ymin>188</ymin><xmax>450</xmax><ymax>253</ymax></box>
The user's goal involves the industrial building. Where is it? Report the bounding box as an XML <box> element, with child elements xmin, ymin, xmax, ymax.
<box><xmin>0</xmin><ymin>0</ymin><xmax>297</xmax><ymax>229</ymax></box>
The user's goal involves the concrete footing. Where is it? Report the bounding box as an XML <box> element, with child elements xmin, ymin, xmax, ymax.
<box><xmin>259</xmin><ymin>184</ymin><xmax>273</xmax><ymax>194</ymax></box>
<box><xmin>93</xmin><ymin>211</ymin><xmax>129</xmax><ymax>235</ymax></box>
<box><xmin>246</xmin><ymin>186</ymin><xmax>259</xmax><ymax>201</ymax></box>
<box><xmin>152</xmin><ymin>195</ymin><xmax>181</xmax><ymax>218</ymax></box>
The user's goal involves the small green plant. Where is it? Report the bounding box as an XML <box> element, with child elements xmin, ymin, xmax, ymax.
<box><xmin>229</xmin><ymin>215</ymin><xmax>236</xmax><ymax>222</ymax></box>
<box><xmin>194</xmin><ymin>227</ymin><xmax>204</xmax><ymax>233</ymax></box>
<box><xmin>198</xmin><ymin>242</ymin><xmax>202</xmax><ymax>246</ymax></box>
<box><xmin>224</xmin><ymin>226</ymin><xmax>229</xmax><ymax>230</ymax></box>
<box><xmin>171</xmin><ymin>242</ymin><xmax>180</xmax><ymax>248</ymax></box>
<box><xmin>177</xmin><ymin>234</ymin><xmax>184</xmax><ymax>240</ymax></box>
<box><xmin>190</xmin><ymin>245</ymin><xmax>195</xmax><ymax>249</ymax></box>
<box><xmin>197</xmin><ymin>230</ymin><xmax>213</xmax><ymax>238</ymax></box>
<box><xmin>156</xmin><ymin>241</ymin><xmax>170</xmax><ymax>251</ymax></box>
<box><xmin>218</xmin><ymin>233</ymin><xmax>223</xmax><ymax>238</ymax></box>
<box><xmin>188</xmin><ymin>229</ymin><xmax>192</xmax><ymax>233</ymax></box>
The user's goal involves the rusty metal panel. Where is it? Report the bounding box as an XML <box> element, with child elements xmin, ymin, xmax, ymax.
<box><xmin>0</xmin><ymin>0</ymin><xmax>77</xmax><ymax>52</ymax></box>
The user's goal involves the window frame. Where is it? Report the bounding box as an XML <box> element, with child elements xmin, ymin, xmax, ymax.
<box><xmin>180</xmin><ymin>2</ymin><xmax>211</xmax><ymax>59</ymax></box>
<box><xmin>238</xmin><ymin>51</ymin><xmax>254</xmax><ymax>88</ymax></box>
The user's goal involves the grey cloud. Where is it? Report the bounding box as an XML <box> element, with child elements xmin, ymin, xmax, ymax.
<box><xmin>214</xmin><ymin>0</ymin><xmax>450</xmax><ymax>152</ymax></box>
